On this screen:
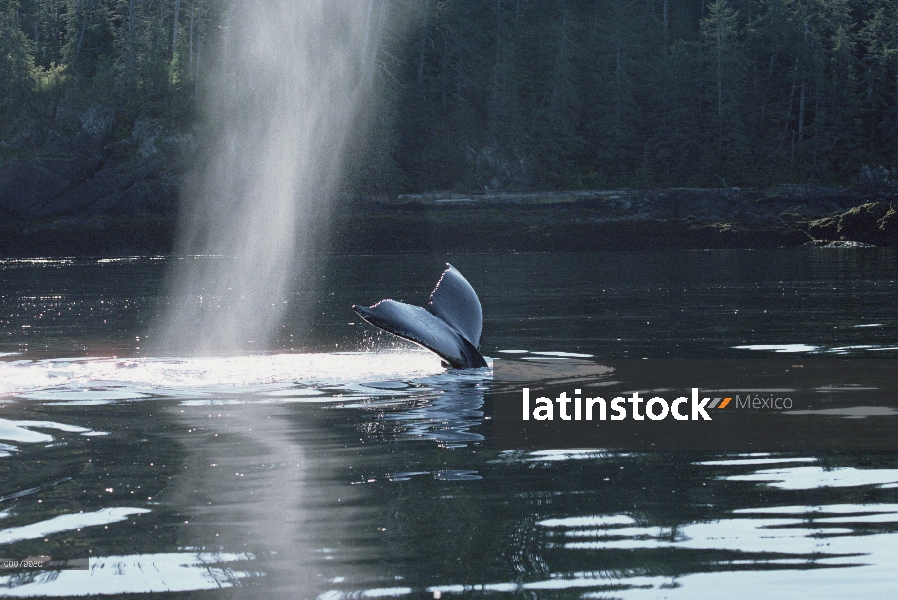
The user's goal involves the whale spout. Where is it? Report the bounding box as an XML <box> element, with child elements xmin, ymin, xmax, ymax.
<box><xmin>352</xmin><ymin>264</ymin><xmax>488</xmax><ymax>369</ymax></box>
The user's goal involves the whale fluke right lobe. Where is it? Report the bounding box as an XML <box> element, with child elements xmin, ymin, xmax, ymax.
<box><xmin>352</xmin><ymin>264</ymin><xmax>488</xmax><ymax>369</ymax></box>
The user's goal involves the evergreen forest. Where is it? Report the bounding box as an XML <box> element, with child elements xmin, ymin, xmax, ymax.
<box><xmin>2</xmin><ymin>0</ymin><xmax>897</xmax><ymax>193</ymax></box>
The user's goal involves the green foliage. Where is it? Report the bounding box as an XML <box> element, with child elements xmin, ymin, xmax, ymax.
<box><xmin>391</xmin><ymin>0</ymin><xmax>898</xmax><ymax>190</ymax></box>
<box><xmin>1</xmin><ymin>0</ymin><xmax>897</xmax><ymax>190</ymax></box>
<box><xmin>32</xmin><ymin>62</ymin><xmax>68</xmax><ymax>95</ymax></box>
<box><xmin>7</xmin><ymin>0</ymin><xmax>211</xmax><ymax>127</ymax></box>
<box><xmin>0</xmin><ymin>0</ymin><xmax>35</xmax><ymax>111</ymax></box>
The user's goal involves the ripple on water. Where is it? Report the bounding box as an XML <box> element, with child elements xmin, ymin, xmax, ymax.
<box><xmin>0</xmin><ymin>418</ymin><xmax>95</xmax><ymax>444</ymax></box>
<box><xmin>722</xmin><ymin>465</ymin><xmax>898</xmax><ymax>489</ymax></box>
<box><xmin>0</xmin><ymin>507</ymin><xmax>150</xmax><ymax>545</ymax></box>
<box><xmin>0</xmin><ymin>552</ymin><xmax>255</xmax><ymax>596</ymax></box>
<box><xmin>3</xmin><ymin>348</ymin><xmax>898</xmax><ymax>599</ymax></box>
<box><xmin>733</xmin><ymin>344</ymin><xmax>820</xmax><ymax>353</ymax></box>
<box><xmin>734</xmin><ymin>342</ymin><xmax>898</xmax><ymax>354</ymax></box>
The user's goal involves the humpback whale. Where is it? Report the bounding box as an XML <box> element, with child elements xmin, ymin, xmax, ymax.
<box><xmin>352</xmin><ymin>264</ymin><xmax>488</xmax><ymax>369</ymax></box>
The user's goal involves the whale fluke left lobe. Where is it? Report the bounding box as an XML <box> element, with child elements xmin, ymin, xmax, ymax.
<box><xmin>352</xmin><ymin>265</ymin><xmax>487</xmax><ymax>369</ymax></box>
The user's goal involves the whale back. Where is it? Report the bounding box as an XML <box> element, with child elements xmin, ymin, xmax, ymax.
<box><xmin>429</xmin><ymin>264</ymin><xmax>482</xmax><ymax>348</ymax></box>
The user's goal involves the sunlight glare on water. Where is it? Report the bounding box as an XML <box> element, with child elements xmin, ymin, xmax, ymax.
<box><xmin>0</xmin><ymin>351</ymin><xmax>445</xmax><ymax>401</ymax></box>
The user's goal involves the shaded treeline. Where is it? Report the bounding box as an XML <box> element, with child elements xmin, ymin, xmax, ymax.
<box><xmin>386</xmin><ymin>0</ymin><xmax>898</xmax><ymax>191</ymax></box>
<box><xmin>1</xmin><ymin>0</ymin><xmax>897</xmax><ymax>192</ymax></box>
<box><xmin>1</xmin><ymin>0</ymin><xmax>223</xmax><ymax>127</ymax></box>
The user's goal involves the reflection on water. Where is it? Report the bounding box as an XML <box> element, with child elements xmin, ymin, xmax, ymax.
<box><xmin>723</xmin><ymin>466</ymin><xmax>898</xmax><ymax>489</ymax></box>
<box><xmin>0</xmin><ymin>250</ymin><xmax>897</xmax><ymax>598</ymax></box>
<box><xmin>0</xmin><ymin>507</ymin><xmax>150</xmax><ymax>544</ymax></box>
<box><xmin>0</xmin><ymin>352</ymin><xmax>491</xmax><ymax>598</ymax></box>
<box><xmin>2</xmin><ymin>352</ymin><xmax>898</xmax><ymax>598</ymax></box>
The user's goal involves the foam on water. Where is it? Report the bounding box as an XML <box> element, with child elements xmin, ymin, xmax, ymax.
<box><xmin>0</xmin><ymin>351</ymin><xmax>448</xmax><ymax>402</ymax></box>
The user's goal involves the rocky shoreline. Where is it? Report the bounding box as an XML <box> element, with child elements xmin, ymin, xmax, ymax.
<box><xmin>0</xmin><ymin>187</ymin><xmax>898</xmax><ymax>257</ymax></box>
<box><xmin>2</xmin><ymin>182</ymin><xmax>897</xmax><ymax>256</ymax></box>
<box><xmin>0</xmin><ymin>104</ymin><xmax>896</xmax><ymax>256</ymax></box>
<box><xmin>333</xmin><ymin>186</ymin><xmax>898</xmax><ymax>252</ymax></box>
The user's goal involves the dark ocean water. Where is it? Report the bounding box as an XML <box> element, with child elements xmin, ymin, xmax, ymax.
<box><xmin>1</xmin><ymin>249</ymin><xmax>897</xmax><ymax>598</ymax></box>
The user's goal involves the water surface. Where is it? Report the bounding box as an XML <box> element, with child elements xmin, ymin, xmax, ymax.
<box><xmin>1</xmin><ymin>250</ymin><xmax>897</xmax><ymax>598</ymax></box>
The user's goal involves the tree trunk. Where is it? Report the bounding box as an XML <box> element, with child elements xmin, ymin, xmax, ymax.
<box><xmin>74</xmin><ymin>0</ymin><xmax>91</xmax><ymax>80</ymax></box>
<box><xmin>194</xmin><ymin>29</ymin><xmax>200</xmax><ymax>100</ymax></box>
<box><xmin>439</xmin><ymin>31</ymin><xmax>448</xmax><ymax>106</ymax></box>
<box><xmin>784</xmin><ymin>53</ymin><xmax>798</xmax><ymax>152</ymax></box>
<box><xmin>416</xmin><ymin>0</ymin><xmax>430</xmax><ymax>94</ymax></box>
<box><xmin>173</xmin><ymin>0</ymin><xmax>181</xmax><ymax>58</ymax></box>
<box><xmin>361</xmin><ymin>0</ymin><xmax>373</xmax><ymax>74</ymax></box>
<box><xmin>716</xmin><ymin>17</ymin><xmax>723</xmax><ymax>123</ymax></box>
<box><xmin>55</xmin><ymin>0</ymin><xmax>60</xmax><ymax>62</ymax></box>
<box><xmin>360</xmin><ymin>0</ymin><xmax>386</xmax><ymax>87</ymax></box>
<box><xmin>188</xmin><ymin>1</ymin><xmax>193</xmax><ymax>67</ymax></box>
<box><xmin>492</xmin><ymin>0</ymin><xmax>501</xmax><ymax>108</ymax></box>
<box><xmin>126</xmin><ymin>0</ymin><xmax>135</xmax><ymax>90</ymax></box>
<box><xmin>615</xmin><ymin>23</ymin><xmax>622</xmax><ymax>130</ymax></box>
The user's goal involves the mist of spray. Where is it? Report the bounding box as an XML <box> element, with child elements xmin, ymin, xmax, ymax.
<box><xmin>155</xmin><ymin>0</ymin><xmax>388</xmax><ymax>354</ymax></box>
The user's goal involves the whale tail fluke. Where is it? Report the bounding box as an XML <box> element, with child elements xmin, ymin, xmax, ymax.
<box><xmin>429</xmin><ymin>263</ymin><xmax>482</xmax><ymax>348</ymax></box>
<box><xmin>352</xmin><ymin>264</ymin><xmax>487</xmax><ymax>369</ymax></box>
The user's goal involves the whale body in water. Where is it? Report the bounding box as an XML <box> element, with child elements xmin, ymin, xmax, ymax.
<box><xmin>352</xmin><ymin>264</ymin><xmax>488</xmax><ymax>369</ymax></box>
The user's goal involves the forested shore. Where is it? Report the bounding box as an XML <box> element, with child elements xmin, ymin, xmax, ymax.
<box><xmin>1</xmin><ymin>0</ymin><xmax>897</xmax><ymax>255</ymax></box>
<box><xmin>2</xmin><ymin>186</ymin><xmax>896</xmax><ymax>256</ymax></box>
